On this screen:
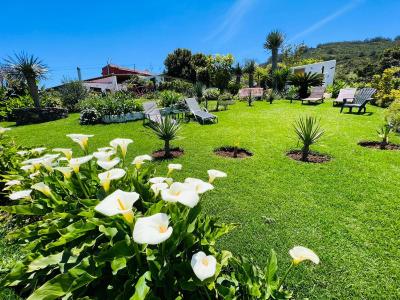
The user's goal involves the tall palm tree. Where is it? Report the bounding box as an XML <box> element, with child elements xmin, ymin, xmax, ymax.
<box><xmin>264</xmin><ymin>30</ymin><xmax>285</xmax><ymax>73</ymax></box>
<box><xmin>232</xmin><ymin>63</ymin><xmax>243</xmax><ymax>85</ymax></box>
<box><xmin>2</xmin><ymin>52</ymin><xmax>48</xmax><ymax>108</ymax></box>
<box><xmin>244</xmin><ymin>60</ymin><xmax>256</xmax><ymax>88</ymax></box>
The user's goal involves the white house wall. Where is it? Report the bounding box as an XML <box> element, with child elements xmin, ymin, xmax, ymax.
<box><xmin>291</xmin><ymin>60</ymin><xmax>336</xmax><ymax>87</ymax></box>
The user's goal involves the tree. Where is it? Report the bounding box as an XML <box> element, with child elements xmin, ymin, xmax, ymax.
<box><xmin>209</xmin><ymin>54</ymin><xmax>234</xmax><ymax>92</ymax></box>
<box><xmin>191</xmin><ymin>53</ymin><xmax>210</xmax><ymax>84</ymax></box>
<box><xmin>2</xmin><ymin>52</ymin><xmax>47</xmax><ymax>108</ymax></box>
<box><xmin>164</xmin><ymin>48</ymin><xmax>194</xmax><ymax>81</ymax></box>
<box><xmin>379</xmin><ymin>46</ymin><xmax>400</xmax><ymax>71</ymax></box>
<box><xmin>264</xmin><ymin>30</ymin><xmax>285</xmax><ymax>73</ymax></box>
<box><xmin>281</xmin><ymin>43</ymin><xmax>308</xmax><ymax>67</ymax></box>
<box><xmin>59</xmin><ymin>79</ymin><xmax>88</xmax><ymax>111</ymax></box>
<box><xmin>288</xmin><ymin>72</ymin><xmax>324</xmax><ymax>98</ymax></box>
<box><xmin>244</xmin><ymin>60</ymin><xmax>257</xmax><ymax>87</ymax></box>
<box><xmin>232</xmin><ymin>63</ymin><xmax>243</xmax><ymax>85</ymax></box>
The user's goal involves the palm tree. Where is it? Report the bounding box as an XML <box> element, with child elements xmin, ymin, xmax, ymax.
<box><xmin>288</xmin><ymin>72</ymin><xmax>324</xmax><ymax>98</ymax></box>
<box><xmin>150</xmin><ymin>116</ymin><xmax>181</xmax><ymax>158</ymax></box>
<box><xmin>264</xmin><ymin>30</ymin><xmax>285</xmax><ymax>73</ymax></box>
<box><xmin>2</xmin><ymin>52</ymin><xmax>48</xmax><ymax>108</ymax></box>
<box><xmin>293</xmin><ymin>116</ymin><xmax>324</xmax><ymax>161</ymax></box>
<box><xmin>232</xmin><ymin>63</ymin><xmax>243</xmax><ymax>85</ymax></box>
<box><xmin>244</xmin><ymin>60</ymin><xmax>256</xmax><ymax>88</ymax></box>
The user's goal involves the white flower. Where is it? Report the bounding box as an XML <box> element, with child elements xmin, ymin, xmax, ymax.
<box><xmin>54</xmin><ymin>167</ymin><xmax>73</xmax><ymax>179</ymax></box>
<box><xmin>98</xmin><ymin>147</ymin><xmax>114</xmax><ymax>152</ymax></box>
<box><xmin>98</xmin><ymin>168</ymin><xmax>126</xmax><ymax>192</ymax></box>
<box><xmin>110</xmin><ymin>138</ymin><xmax>133</xmax><ymax>159</ymax></box>
<box><xmin>132</xmin><ymin>155</ymin><xmax>152</xmax><ymax>169</ymax></box>
<box><xmin>191</xmin><ymin>251</ymin><xmax>217</xmax><ymax>281</ymax></box>
<box><xmin>29</xmin><ymin>171</ymin><xmax>40</xmax><ymax>179</ymax></box>
<box><xmin>97</xmin><ymin>157</ymin><xmax>120</xmax><ymax>170</ymax></box>
<box><xmin>68</xmin><ymin>155</ymin><xmax>93</xmax><ymax>173</ymax></box>
<box><xmin>31</xmin><ymin>182</ymin><xmax>52</xmax><ymax>197</ymax></box>
<box><xmin>21</xmin><ymin>165</ymin><xmax>34</xmax><ymax>173</ymax></box>
<box><xmin>150</xmin><ymin>182</ymin><xmax>169</xmax><ymax>196</ymax></box>
<box><xmin>0</xmin><ymin>127</ymin><xmax>11</xmax><ymax>135</ymax></box>
<box><xmin>184</xmin><ymin>178</ymin><xmax>214</xmax><ymax>194</ymax></box>
<box><xmin>22</xmin><ymin>154</ymin><xmax>59</xmax><ymax>171</ymax></box>
<box><xmin>53</xmin><ymin>148</ymin><xmax>73</xmax><ymax>160</ymax></box>
<box><xmin>66</xmin><ymin>134</ymin><xmax>94</xmax><ymax>151</ymax></box>
<box><xmin>16</xmin><ymin>150</ymin><xmax>29</xmax><ymax>156</ymax></box>
<box><xmin>93</xmin><ymin>150</ymin><xmax>115</xmax><ymax>161</ymax></box>
<box><xmin>167</xmin><ymin>163</ymin><xmax>182</xmax><ymax>175</ymax></box>
<box><xmin>31</xmin><ymin>147</ymin><xmax>47</xmax><ymax>154</ymax></box>
<box><xmin>289</xmin><ymin>246</ymin><xmax>320</xmax><ymax>265</ymax></box>
<box><xmin>149</xmin><ymin>177</ymin><xmax>169</xmax><ymax>184</ymax></box>
<box><xmin>161</xmin><ymin>182</ymin><xmax>199</xmax><ymax>208</ymax></box>
<box><xmin>5</xmin><ymin>180</ymin><xmax>21</xmax><ymax>187</ymax></box>
<box><xmin>133</xmin><ymin>213</ymin><xmax>173</xmax><ymax>245</ymax></box>
<box><xmin>95</xmin><ymin>189</ymin><xmax>139</xmax><ymax>223</ymax></box>
<box><xmin>207</xmin><ymin>169</ymin><xmax>227</xmax><ymax>183</ymax></box>
<box><xmin>9</xmin><ymin>189</ymin><xmax>32</xmax><ymax>200</ymax></box>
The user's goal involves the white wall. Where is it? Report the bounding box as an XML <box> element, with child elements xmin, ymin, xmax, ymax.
<box><xmin>291</xmin><ymin>60</ymin><xmax>336</xmax><ymax>87</ymax></box>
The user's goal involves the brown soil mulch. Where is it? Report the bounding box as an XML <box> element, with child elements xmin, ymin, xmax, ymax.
<box><xmin>358</xmin><ymin>141</ymin><xmax>400</xmax><ymax>150</ymax></box>
<box><xmin>287</xmin><ymin>150</ymin><xmax>331</xmax><ymax>163</ymax></box>
<box><xmin>152</xmin><ymin>147</ymin><xmax>184</xmax><ymax>160</ymax></box>
<box><xmin>214</xmin><ymin>146</ymin><xmax>253</xmax><ymax>159</ymax></box>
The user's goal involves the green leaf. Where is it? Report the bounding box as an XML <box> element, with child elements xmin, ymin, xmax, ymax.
<box><xmin>27</xmin><ymin>252</ymin><xmax>64</xmax><ymax>273</ymax></box>
<box><xmin>99</xmin><ymin>225</ymin><xmax>118</xmax><ymax>239</ymax></box>
<box><xmin>0</xmin><ymin>204</ymin><xmax>46</xmax><ymax>215</ymax></box>
<box><xmin>130</xmin><ymin>271</ymin><xmax>151</xmax><ymax>300</ymax></box>
<box><xmin>111</xmin><ymin>257</ymin><xmax>127</xmax><ymax>275</ymax></box>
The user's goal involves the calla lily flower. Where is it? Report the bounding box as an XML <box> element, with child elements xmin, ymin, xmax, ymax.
<box><xmin>31</xmin><ymin>182</ymin><xmax>52</xmax><ymax>197</ymax></box>
<box><xmin>191</xmin><ymin>251</ymin><xmax>217</xmax><ymax>281</ymax></box>
<box><xmin>0</xmin><ymin>127</ymin><xmax>11</xmax><ymax>135</ymax></box>
<box><xmin>93</xmin><ymin>150</ymin><xmax>115</xmax><ymax>161</ymax></box>
<box><xmin>17</xmin><ymin>150</ymin><xmax>29</xmax><ymax>156</ymax></box>
<box><xmin>66</xmin><ymin>134</ymin><xmax>94</xmax><ymax>151</ymax></box>
<box><xmin>133</xmin><ymin>213</ymin><xmax>173</xmax><ymax>245</ymax></box>
<box><xmin>54</xmin><ymin>167</ymin><xmax>73</xmax><ymax>179</ymax></box>
<box><xmin>98</xmin><ymin>146</ymin><xmax>114</xmax><ymax>152</ymax></box>
<box><xmin>21</xmin><ymin>165</ymin><xmax>34</xmax><ymax>173</ymax></box>
<box><xmin>132</xmin><ymin>155</ymin><xmax>152</xmax><ymax>169</ymax></box>
<box><xmin>110</xmin><ymin>138</ymin><xmax>133</xmax><ymax>159</ymax></box>
<box><xmin>22</xmin><ymin>154</ymin><xmax>59</xmax><ymax>171</ymax></box>
<box><xmin>53</xmin><ymin>148</ymin><xmax>73</xmax><ymax>160</ymax></box>
<box><xmin>9</xmin><ymin>189</ymin><xmax>32</xmax><ymax>200</ymax></box>
<box><xmin>161</xmin><ymin>182</ymin><xmax>199</xmax><ymax>208</ymax></box>
<box><xmin>97</xmin><ymin>157</ymin><xmax>121</xmax><ymax>170</ymax></box>
<box><xmin>31</xmin><ymin>147</ymin><xmax>47</xmax><ymax>154</ymax></box>
<box><xmin>184</xmin><ymin>178</ymin><xmax>214</xmax><ymax>194</ymax></box>
<box><xmin>98</xmin><ymin>168</ymin><xmax>126</xmax><ymax>192</ymax></box>
<box><xmin>4</xmin><ymin>180</ymin><xmax>21</xmax><ymax>190</ymax></box>
<box><xmin>167</xmin><ymin>163</ymin><xmax>182</xmax><ymax>175</ymax></box>
<box><xmin>95</xmin><ymin>189</ymin><xmax>139</xmax><ymax>223</ymax></box>
<box><xmin>69</xmin><ymin>155</ymin><xmax>93</xmax><ymax>173</ymax></box>
<box><xmin>149</xmin><ymin>177</ymin><xmax>168</xmax><ymax>184</ymax></box>
<box><xmin>29</xmin><ymin>171</ymin><xmax>40</xmax><ymax>179</ymax></box>
<box><xmin>289</xmin><ymin>246</ymin><xmax>320</xmax><ymax>265</ymax></box>
<box><xmin>207</xmin><ymin>169</ymin><xmax>227</xmax><ymax>183</ymax></box>
<box><xmin>150</xmin><ymin>182</ymin><xmax>169</xmax><ymax>196</ymax></box>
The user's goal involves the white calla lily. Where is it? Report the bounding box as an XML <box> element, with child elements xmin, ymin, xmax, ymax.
<box><xmin>9</xmin><ymin>189</ymin><xmax>32</xmax><ymax>200</ymax></box>
<box><xmin>184</xmin><ymin>178</ymin><xmax>214</xmax><ymax>194</ymax></box>
<box><xmin>54</xmin><ymin>167</ymin><xmax>73</xmax><ymax>179</ymax></box>
<box><xmin>161</xmin><ymin>182</ymin><xmax>199</xmax><ymax>208</ymax></box>
<box><xmin>150</xmin><ymin>182</ymin><xmax>169</xmax><ymax>196</ymax></box>
<box><xmin>167</xmin><ymin>163</ymin><xmax>182</xmax><ymax>175</ymax></box>
<box><xmin>5</xmin><ymin>180</ymin><xmax>21</xmax><ymax>187</ymax></box>
<box><xmin>149</xmin><ymin>177</ymin><xmax>169</xmax><ymax>184</ymax></box>
<box><xmin>21</xmin><ymin>165</ymin><xmax>34</xmax><ymax>173</ymax></box>
<box><xmin>29</xmin><ymin>171</ymin><xmax>40</xmax><ymax>179</ymax></box>
<box><xmin>17</xmin><ymin>150</ymin><xmax>29</xmax><ymax>156</ymax></box>
<box><xmin>68</xmin><ymin>155</ymin><xmax>93</xmax><ymax>173</ymax></box>
<box><xmin>133</xmin><ymin>213</ymin><xmax>173</xmax><ymax>245</ymax></box>
<box><xmin>31</xmin><ymin>182</ymin><xmax>52</xmax><ymax>197</ymax></box>
<box><xmin>207</xmin><ymin>169</ymin><xmax>227</xmax><ymax>183</ymax></box>
<box><xmin>98</xmin><ymin>168</ymin><xmax>126</xmax><ymax>192</ymax></box>
<box><xmin>93</xmin><ymin>150</ymin><xmax>115</xmax><ymax>161</ymax></box>
<box><xmin>289</xmin><ymin>246</ymin><xmax>320</xmax><ymax>265</ymax></box>
<box><xmin>95</xmin><ymin>189</ymin><xmax>139</xmax><ymax>223</ymax></box>
<box><xmin>132</xmin><ymin>155</ymin><xmax>152</xmax><ymax>169</ymax></box>
<box><xmin>98</xmin><ymin>146</ymin><xmax>114</xmax><ymax>152</ymax></box>
<box><xmin>97</xmin><ymin>157</ymin><xmax>121</xmax><ymax>170</ymax></box>
<box><xmin>53</xmin><ymin>148</ymin><xmax>73</xmax><ymax>160</ymax></box>
<box><xmin>110</xmin><ymin>138</ymin><xmax>133</xmax><ymax>159</ymax></box>
<box><xmin>66</xmin><ymin>134</ymin><xmax>94</xmax><ymax>151</ymax></box>
<box><xmin>191</xmin><ymin>251</ymin><xmax>217</xmax><ymax>281</ymax></box>
<box><xmin>0</xmin><ymin>127</ymin><xmax>11</xmax><ymax>135</ymax></box>
<box><xmin>31</xmin><ymin>147</ymin><xmax>46</xmax><ymax>154</ymax></box>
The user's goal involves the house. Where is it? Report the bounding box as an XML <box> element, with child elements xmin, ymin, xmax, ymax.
<box><xmin>290</xmin><ymin>60</ymin><xmax>336</xmax><ymax>87</ymax></box>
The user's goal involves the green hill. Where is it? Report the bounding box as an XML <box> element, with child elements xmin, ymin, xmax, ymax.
<box><xmin>302</xmin><ymin>37</ymin><xmax>400</xmax><ymax>81</ymax></box>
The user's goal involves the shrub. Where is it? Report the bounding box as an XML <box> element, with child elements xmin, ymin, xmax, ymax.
<box><xmin>0</xmin><ymin>95</ymin><xmax>33</xmax><ymax>121</ymax></box>
<box><xmin>293</xmin><ymin>116</ymin><xmax>324</xmax><ymax>161</ymax></box>
<box><xmin>203</xmin><ymin>88</ymin><xmax>220</xmax><ymax>100</ymax></box>
<box><xmin>12</xmin><ymin>107</ymin><xmax>68</xmax><ymax>125</ymax></box>
<box><xmin>158</xmin><ymin>90</ymin><xmax>183</xmax><ymax>108</ymax></box>
<box><xmin>285</xmin><ymin>86</ymin><xmax>300</xmax><ymax>100</ymax></box>
<box><xmin>386</xmin><ymin>99</ymin><xmax>400</xmax><ymax>131</ymax></box>
<box><xmin>326</xmin><ymin>80</ymin><xmax>347</xmax><ymax>98</ymax></box>
<box><xmin>227</xmin><ymin>81</ymin><xmax>241</xmax><ymax>95</ymax></box>
<box><xmin>218</xmin><ymin>92</ymin><xmax>233</xmax><ymax>110</ymax></box>
<box><xmin>159</xmin><ymin>79</ymin><xmax>194</xmax><ymax>96</ymax></box>
<box><xmin>40</xmin><ymin>90</ymin><xmax>64</xmax><ymax>108</ymax></box>
<box><xmin>377</xmin><ymin>124</ymin><xmax>392</xmax><ymax>149</ymax></box>
<box><xmin>79</xmin><ymin>108</ymin><xmax>101</xmax><ymax>125</ymax></box>
<box><xmin>288</xmin><ymin>72</ymin><xmax>324</xmax><ymax>98</ymax></box>
<box><xmin>371</xmin><ymin>67</ymin><xmax>400</xmax><ymax>107</ymax></box>
<box><xmin>58</xmin><ymin>80</ymin><xmax>88</xmax><ymax>112</ymax></box>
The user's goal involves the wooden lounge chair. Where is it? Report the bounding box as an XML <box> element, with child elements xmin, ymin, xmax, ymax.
<box><xmin>340</xmin><ymin>88</ymin><xmax>376</xmax><ymax>114</ymax></box>
<box><xmin>185</xmin><ymin>98</ymin><xmax>218</xmax><ymax>124</ymax></box>
<box><xmin>333</xmin><ymin>88</ymin><xmax>357</xmax><ymax>106</ymax></box>
<box><xmin>301</xmin><ymin>86</ymin><xmax>325</xmax><ymax>104</ymax></box>
<box><xmin>143</xmin><ymin>101</ymin><xmax>162</xmax><ymax>125</ymax></box>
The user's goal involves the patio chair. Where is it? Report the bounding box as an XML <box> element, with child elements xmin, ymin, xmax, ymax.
<box><xmin>185</xmin><ymin>98</ymin><xmax>218</xmax><ymax>124</ymax></box>
<box><xmin>333</xmin><ymin>88</ymin><xmax>357</xmax><ymax>106</ymax></box>
<box><xmin>301</xmin><ymin>86</ymin><xmax>325</xmax><ymax>104</ymax></box>
<box><xmin>340</xmin><ymin>88</ymin><xmax>376</xmax><ymax>114</ymax></box>
<box><xmin>143</xmin><ymin>101</ymin><xmax>162</xmax><ymax>124</ymax></box>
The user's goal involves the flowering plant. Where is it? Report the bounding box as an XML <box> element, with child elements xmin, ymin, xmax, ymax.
<box><xmin>0</xmin><ymin>133</ymin><xmax>319</xmax><ymax>299</ymax></box>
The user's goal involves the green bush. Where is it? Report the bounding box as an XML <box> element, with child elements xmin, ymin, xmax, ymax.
<box><xmin>0</xmin><ymin>95</ymin><xmax>33</xmax><ymax>121</ymax></box>
<box><xmin>371</xmin><ymin>67</ymin><xmax>400</xmax><ymax>107</ymax></box>
<box><xmin>386</xmin><ymin>99</ymin><xmax>400</xmax><ymax>131</ymax></box>
<box><xmin>203</xmin><ymin>88</ymin><xmax>220</xmax><ymax>100</ymax></box>
<box><xmin>158</xmin><ymin>90</ymin><xmax>183</xmax><ymax>107</ymax></box>
<box><xmin>227</xmin><ymin>81</ymin><xmax>241</xmax><ymax>95</ymax></box>
<box><xmin>326</xmin><ymin>80</ymin><xmax>347</xmax><ymax>98</ymax></box>
<box><xmin>59</xmin><ymin>80</ymin><xmax>89</xmax><ymax>112</ymax></box>
<box><xmin>79</xmin><ymin>108</ymin><xmax>101</xmax><ymax>125</ymax></box>
<box><xmin>217</xmin><ymin>92</ymin><xmax>234</xmax><ymax>110</ymax></box>
<box><xmin>159</xmin><ymin>79</ymin><xmax>194</xmax><ymax>96</ymax></box>
<box><xmin>41</xmin><ymin>90</ymin><xmax>64</xmax><ymax>108</ymax></box>
<box><xmin>288</xmin><ymin>72</ymin><xmax>324</xmax><ymax>98</ymax></box>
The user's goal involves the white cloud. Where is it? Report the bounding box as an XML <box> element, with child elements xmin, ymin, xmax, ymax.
<box><xmin>288</xmin><ymin>0</ymin><xmax>364</xmax><ymax>43</ymax></box>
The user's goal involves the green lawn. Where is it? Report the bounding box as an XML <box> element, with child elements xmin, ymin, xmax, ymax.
<box><xmin>1</xmin><ymin>100</ymin><xmax>400</xmax><ymax>299</ymax></box>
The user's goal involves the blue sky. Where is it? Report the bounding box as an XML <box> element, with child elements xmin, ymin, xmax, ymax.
<box><xmin>1</xmin><ymin>0</ymin><xmax>399</xmax><ymax>87</ymax></box>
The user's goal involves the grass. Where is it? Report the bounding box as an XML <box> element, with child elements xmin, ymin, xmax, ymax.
<box><xmin>1</xmin><ymin>100</ymin><xmax>400</xmax><ymax>299</ymax></box>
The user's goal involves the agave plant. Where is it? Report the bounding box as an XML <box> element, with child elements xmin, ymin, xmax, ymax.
<box><xmin>2</xmin><ymin>52</ymin><xmax>48</xmax><ymax>108</ymax></box>
<box><xmin>377</xmin><ymin>124</ymin><xmax>392</xmax><ymax>149</ymax></box>
<box><xmin>288</xmin><ymin>72</ymin><xmax>324</xmax><ymax>98</ymax></box>
<box><xmin>264</xmin><ymin>30</ymin><xmax>285</xmax><ymax>73</ymax></box>
<box><xmin>150</xmin><ymin>116</ymin><xmax>181</xmax><ymax>158</ymax></box>
<box><xmin>244</xmin><ymin>60</ymin><xmax>257</xmax><ymax>87</ymax></box>
<box><xmin>294</xmin><ymin>116</ymin><xmax>324</xmax><ymax>161</ymax></box>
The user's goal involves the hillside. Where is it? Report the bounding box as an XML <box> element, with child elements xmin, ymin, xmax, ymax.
<box><xmin>302</xmin><ymin>37</ymin><xmax>400</xmax><ymax>80</ymax></box>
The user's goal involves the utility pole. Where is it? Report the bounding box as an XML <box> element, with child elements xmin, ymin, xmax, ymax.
<box><xmin>77</xmin><ymin>67</ymin><xmax>82</xmax><ymax>81</ymax></box>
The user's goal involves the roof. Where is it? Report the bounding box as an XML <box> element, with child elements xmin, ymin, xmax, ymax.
<box><xmin>102</xmin><ymin>64</ymin><xmax>152</xmax><ymax>76</ymax></box>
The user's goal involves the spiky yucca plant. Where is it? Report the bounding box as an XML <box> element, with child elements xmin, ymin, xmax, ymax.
<box><xmin>150</xmin><ymin>116</ymin><xmax>181</xmax><ymax>158</ymax></box>
<box><xmin>294</xmin><ymin>116</ymin><xmax>324</xmax><ymax>161</ymax></box>
<box><xmin>288</xmin><ymin>72</ymin><xmax>324</xmax><ymax>98</ymax></box>
<box><xmin>264</xmin><ymin>30</ymin><xmax>285</xmax><ymax>73</ymax></box>
<box><xmin>377</xmin><ymin>124</ymin><xmax>392</xmax><ymax>149</ymax></box>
